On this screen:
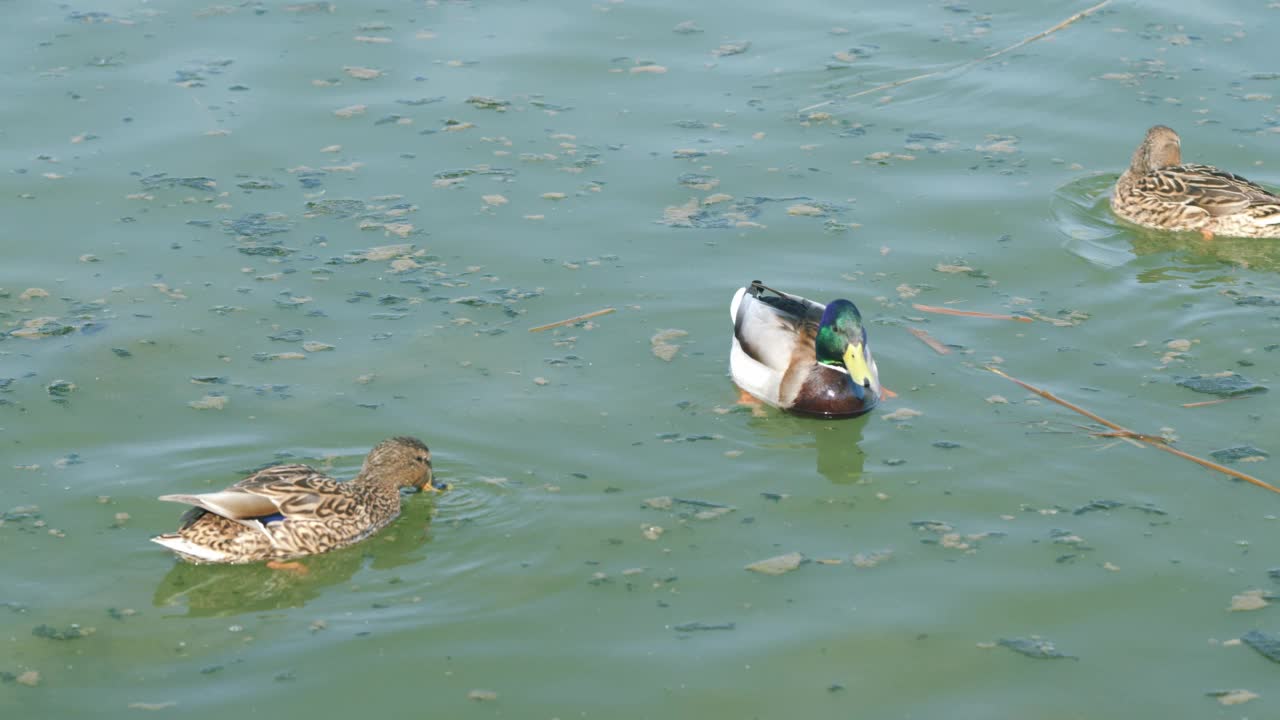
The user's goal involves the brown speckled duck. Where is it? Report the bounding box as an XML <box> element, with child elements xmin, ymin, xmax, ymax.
<box><xmin>1112</xmin><ymin>125</ymin><xmax>1280</xmax><ymax>238</ymax></box>
<box><xmin>151</xmin><ymin>437</ymin><xmax>440</xmax><ymax>565</ymax></box>
<box><xmin>729</xmin><ymin>281</ymin><xmax>881</xmax><ymax>419</ymax></box>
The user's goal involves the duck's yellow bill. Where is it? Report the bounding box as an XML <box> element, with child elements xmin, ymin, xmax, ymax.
<box><xmin>842</xmin><ymin>342</ymin><xmax>872</xmax><ymax>387</ymax></box>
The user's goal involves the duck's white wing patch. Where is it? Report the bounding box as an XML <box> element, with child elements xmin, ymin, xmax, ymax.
<box><xmin>157</xmin><ymin>490</ymin><xmax>280</xmax><ymax>521</ymax></box>
<box><xmin>733</xmin><ymin>292</ymin><xmax>807</xmax><ymax>371</ymax></box>
<box><xmin>729</xmin><ymin>286</ymin><xmax>748</xmax><ymax>322</ymax></box>
<box><xmin>150</xmin><ymin>534</ymin><xmax>233</xmax><ymax>563</ymax></box>
<box><xmin>730</xmin><ymin>336</ymin><xmax>784</xmax><ymax>407</ymax></box>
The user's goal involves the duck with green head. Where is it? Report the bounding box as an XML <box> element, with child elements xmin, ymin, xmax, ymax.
<box><xmin>729</xmin><ymin>280</ymin><xmax>881</xmax><ymax>418</ymax></box>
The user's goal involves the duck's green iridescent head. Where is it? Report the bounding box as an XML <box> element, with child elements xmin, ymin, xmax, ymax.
<box><xmin>815</xmin><ymin>300</ymin><xmax>880</xmax><ymax>397</ymax></box>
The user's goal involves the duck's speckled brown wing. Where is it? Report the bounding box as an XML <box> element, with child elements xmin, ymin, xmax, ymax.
<box><xmin>226</xmin><ymin>466</ymin><xmax>356</xmax><ymax>519</ymax></box>
<box><xmin>1140</xmin><ymin>164</ymin><xmax>1280</xmax><ymax>217</ymax></box>
<box><xmin>166</xmin><ymin>464</ymin><xmax>329</xmax><ymax>527</ymax></box>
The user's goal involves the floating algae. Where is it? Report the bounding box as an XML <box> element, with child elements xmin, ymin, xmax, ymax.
<box><xmin>1209</xmin><ymin>446</ymin><xmax>1269</xmax><ymax>464</ymax></box>
<box><xmin>1207</xmin><ymin>689</ymin><xmax>1258</xmax><ymax>706</ymax></box>
<box><xmin>677</xmin><ymin>173</ymin><xmax>719</xmax><ymax>190</ymax></box>
<box><xmin>140</xmin><ymin>173</ymin><xmax>216</xmax><ymax>192</ymax></box>
<box><xmin>997</xmin><ymin>636</ymin><xmax>1075</xmax><ymax>660</ymax></box>
<box><xmin>9</xmin><ymin>317</ymin><xmax>76</xmax><ymax>339</ymax></box>
<box><xmin>236</xmin><ymin>178</ymin><xmax>282</xmax><ymax>190</ymax></box>
<box><xmin>304</xmin><ymin>198</ymin><xmax>369</xmax><ymax>218</ymax></box>
<box><xmin>1176</xmin><ymin>373</ymin><xmax>1267</xmax><ymax>397</ymax></box>
<box><xmin>33</xmin><ymin>623</ymin><xmax>89</xmax><ymax>641</ymax></box>
<box><xmin>46</xmin><ymin>379</ymin><xmax>76</xmax><ymax>397</ymax></box>
<box><xmin>651</xmin><ymin>329</ymin><xmax>687</xmax><ymax>361</ymax></box>
<box><xmin>223</xmin><ymin>213</ymin><xmax>292</xmax><ymax>239</ymax></box>
<box><xmin>1228</xmin><ymin>589</ymin><xmax>1272</xmax><ymax>612</ymax></box>
<box><xmin>673</xmin><ymin>621</ymin><xmax>735</xmax><ymax>632</ymax></box>
<box><xmin>268</xmin><ymin>329</ymin><xmax>305</xmax><ymax>342</ymax></box>
<box><xmin>745</xmin><ymin>552</ymin><xmax>804</xmax><ymax>576</ymax></box>
<box><xmin>466</xmin><ymin>96</ymin><xmax>510</xmax><ymax>110</ymax></box>
<box><xmin>1072</xmin><ymin>499</ymin><xmax>1123</xmax><ymax>515</ymax></box>
<box><xmin>1241</xmin><ymin>629</ymin><xmax>1280</xmax><ymax>664</ymax></box>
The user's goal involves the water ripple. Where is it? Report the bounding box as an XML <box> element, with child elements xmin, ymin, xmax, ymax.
<box><xmin>1052</xmin><ymin>172</ymin><xmax>1134</xmax><ymax>267</ymax></box>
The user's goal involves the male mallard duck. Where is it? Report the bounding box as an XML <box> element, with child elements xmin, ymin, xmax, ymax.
<box><xmin>729</xmin><ymin>281</ymin><xmax>881</xmax><ymax>418</ymax></box>
<box><xmin>1112</xmin><ymin>125</ymin><xmax>1280</xmax><ymax>238</ymax></box>
<box><xmin>151</xmin><ymin>437</ymin><xmax>440</xmax><ymax>565</ymax></box>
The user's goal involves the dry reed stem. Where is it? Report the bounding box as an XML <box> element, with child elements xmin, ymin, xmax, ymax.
<box><xmin>799</xmin><ymin>0</ymin><xmax>1111</xmax><ymax>111</ymax></box>
<box><xmin>986</xmin><ymin>366</ymin><xmax>1280</xmax><ymax>496</ymax></box>
<box><xmin>907</xmin><ymin>327</ymin><xmax>951</xmax><ymax>355</ymax></box>
<box><xmin>528</xmin><ymin>307</ymin><xmax>615</xmax><ymax>333</ymax></box>
<box><xmin>1182</xmin><ymin>396</ymin><xmax>1251</xmax><ymax>409</ymax></box>
<box><xmin>913</xmin><ymin>303</ymin><xmax>1033</xmax><ymax>323</ymax></box>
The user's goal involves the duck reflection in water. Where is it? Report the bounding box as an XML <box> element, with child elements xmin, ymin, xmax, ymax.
<box><xmin>1128</xmin><ymin>227</ymin><xmax>1280</xmax><ymax>278</ymax></box>
<box><xmin>744</xmin><ymin>411</ymin><xmax>869</xmax><ymax>485</ymax></box>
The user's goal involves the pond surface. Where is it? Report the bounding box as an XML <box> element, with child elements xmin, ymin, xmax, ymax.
<box><xmin>4</xmin><ymin>1</ymin><xmax>1280</xmax><ymax>717</ymax></box>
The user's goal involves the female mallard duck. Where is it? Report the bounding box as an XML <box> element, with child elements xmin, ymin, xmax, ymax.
<box><xmin>729</xmin><ymin>280</ymin><xmax>881</xmax><ymax>418</ymax></box>
<box><xmin>151</xmin><ymin>436</ymin><xmax>440</xmax><ymax>565</ymax></box>
<box><xmin>1112</xmin><ymin>125</ymin><xmax>1280</xmax><ymax>238</ymax></box>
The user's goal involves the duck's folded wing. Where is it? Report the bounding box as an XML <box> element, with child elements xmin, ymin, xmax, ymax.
<box><xmin>734</xmin><ymin>297</ymin><xmax>808</xmax><ymax>370</ymax></box>
<box><xmin>158</xmin><ymin>464</ymin><xmax>328</xmax><ymax>520</ymax></box>
<box><xmin>231</xmin><ymin>463</ymin><xmax>326</xmax><ymax>490</ymax></box>
<box><xmin>157</xmin><ymin>489</ymin><xmax>279</xmax><ymax>520</ymax></box>
<box><xmin>240</xmin><ymin>471</ymin><xmax>351</xmax><ymax>518</ymax></box>
<box><xmin>1150</xmin><ymin>165</ymin><xmax>1268</xmax><ymax>217</ymax></box>
<box><xmin>733</xmin><ymin>286</ymin><xmax>823</xmax><ymax>370</ymax></box>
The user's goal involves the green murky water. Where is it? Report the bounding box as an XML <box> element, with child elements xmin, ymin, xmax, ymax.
<box><xmin>4</xmin><ymin>1</ymin><xmax>1280</xmax><ymax>717</ymax></box>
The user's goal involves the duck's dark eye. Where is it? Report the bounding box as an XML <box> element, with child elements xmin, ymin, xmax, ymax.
<box><xmin>416</xmin><ymin>455</ymin><xmax>429</xmax><ymax>463</ymax></box>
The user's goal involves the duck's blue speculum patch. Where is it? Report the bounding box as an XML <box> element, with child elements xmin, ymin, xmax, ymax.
<box><xmin>256</xmin><ymin>512</ymin><xmax>286</xmax><ymax>524</ymax></box>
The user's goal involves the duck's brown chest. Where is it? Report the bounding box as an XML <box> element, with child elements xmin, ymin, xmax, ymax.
<box><xmin>787</xmin><ymin>364</ymin><xmax>877</xmax><ymax>419</ymax></box>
